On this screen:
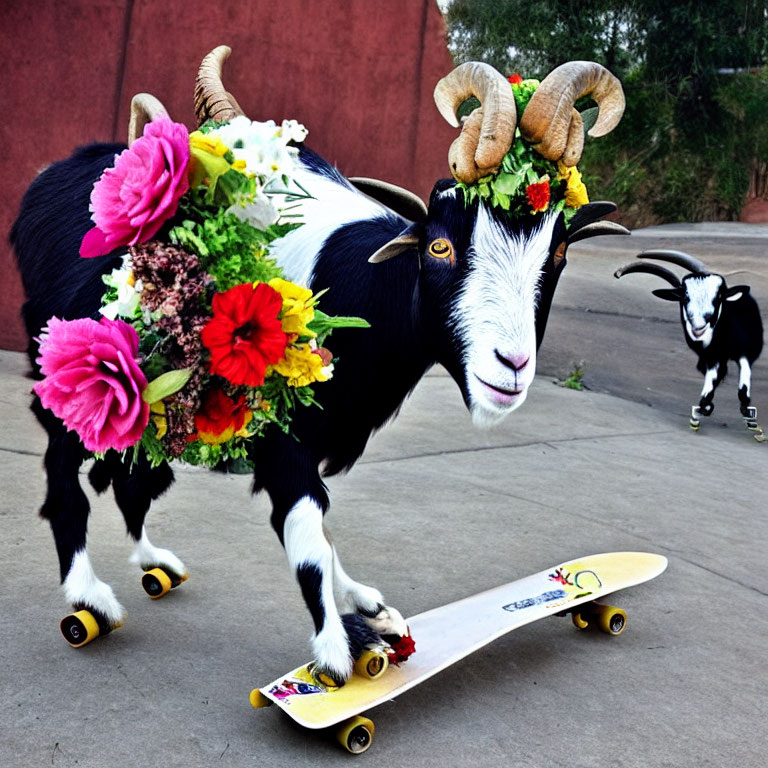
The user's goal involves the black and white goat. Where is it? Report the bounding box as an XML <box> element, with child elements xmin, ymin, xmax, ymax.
<box><xmin>615</xmin><ymin>250</ymin><xmax>764</xmax><ymax>440</ymax></box>
<box><xmin>12</xmin><ymin>48</ymin><xmax>627</xmax><ymax>684</ymax></box>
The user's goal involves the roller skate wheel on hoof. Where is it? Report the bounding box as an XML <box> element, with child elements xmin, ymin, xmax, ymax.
<box><xmin>249</xmin><ymin>689</ymin><xmax>273</xmax><ymax>708</ymax></box>
<box><xmin>354</xmin><ymin>649</ymin><xmax>389</xmax><ymax>680</ymax></box>
<box><xmin>60</xmin><ymin>609</ymin><xmax>101</xmax><ymax>648</ymax></box>
<box><xmin>336</xmin><ymin>715</ymin><xmax>375</xmax><ymax>754</ymax></box>
<box><xmin>306</xmin><ymin>663</ymin><xmax>342</xmax><ymax>690</ymax></box>
<box><xmin>142</xmin><ymin>567</ymin><xmax>173</xmax><ymax>599</ymax></box>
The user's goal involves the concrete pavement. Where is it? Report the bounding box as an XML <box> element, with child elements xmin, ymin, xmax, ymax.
<box><xmin>0</xmin><ymin>223</ymin><xmax>766</xmax><ymax>767</ymax></box>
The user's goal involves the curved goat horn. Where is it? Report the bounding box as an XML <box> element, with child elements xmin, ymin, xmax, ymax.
<box><xmin>638</xmin><ymin>249</ymin><xmax>708</xmax><ymax>274</ymax></box>
<box><xmin>433</xmin><ymin>62</ymin><xmax>517</xmax><ymax>184</ymax></box>
<box><xmin>127</xmin><ymin>93</ymin><xmax>169</xmax><ymax>146</ymax></box>
<box><xmin>194</xmin><ymin>45</ymin><xmax>245</xmax><ymax>125</ymax></box>
<box><xmin>614</xmin><ymin>262</ymin><xmax>682</xmax><ymax>287</ymax></box>
<box><xmin>520</xmin><ymin>61</ymin><xmax>625</xmax><ymax>166</ymax></box>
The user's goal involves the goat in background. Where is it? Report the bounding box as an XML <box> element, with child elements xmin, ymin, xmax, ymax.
<box><xmin>615</xmin><ymin>249</ymin><xmax>764</xmax><ymax>441</ymax></box>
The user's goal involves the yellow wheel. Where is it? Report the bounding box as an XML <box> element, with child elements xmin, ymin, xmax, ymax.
<box><xmin>354</xmin><ymin>649</ymin><xmax>389</xmax><ymax>680</ymax></box>
<box><xmin>571</xmin><ymin>611</ymin><xmax>590</xmax><ymax>630</ymax></box>
<box><xmin>142</xmin><ymin>567</ymin><xmax>172</xmax><ymax>599</ymax></box>
<box><xmin>336</xmin><ymin>716</ymin><xmax>375</xmax><ymax>754</ymax></box>
<box><xmin>594</xmin><ymin>604</ymin><xmax>627</xmax><ymax>636</ymax></box>
<box><xmin>249</xmin><ymin>688</ymin><xmax>273</xmax><ymax>709</ymax></box>
<box><xmin>60</xmin><ymin>609</ymin><xmax>100</xmax><ymax>648</ymax></box>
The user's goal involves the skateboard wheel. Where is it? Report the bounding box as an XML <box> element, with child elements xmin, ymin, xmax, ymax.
<box><xmin>594</xmin><ymin>604</ymin><xmax>627</xmax><ymax>636</ymax></box>
<box><xmin>142</xmin><ymin>567</ymin><xmax>173</xmax><ymax>599</ymax></box>
<box><xmin>249</xmin><ymin>689</ymin><xmax>273</xmax><ymax>709</ymax></box>
<box><xmin>60</xmin><ymin>609</ymin><xmax>100</xmax><ymax>648</ymax></box>
<box><xmin>354</xmin><ymin>649</ymin><xmax>389</xmax><ymax>681</ymax></box>
<box><xmin>571</xmin><ymin>612</ymin><xmax>590</xmax><ymax>630</ymax></box>
<box><xmin>336</xmin><ymin>715</ymin><xmax>374</xmax><ymax>754</ymax></box>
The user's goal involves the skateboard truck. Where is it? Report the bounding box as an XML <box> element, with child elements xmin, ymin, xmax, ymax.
<box><xmin>689</xmin><ymin>405</ymin><xmax>701</xmax><ymax>431</ymax></box>
<box><xmin>743</xmin><ymin>407</ymin><xmax>766</xmax><ymax>443</ymax></box>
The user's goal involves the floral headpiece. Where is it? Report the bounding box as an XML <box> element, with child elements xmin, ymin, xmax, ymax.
<box><xmin>34</xmin><ymin>113</ymin><xmax>367</xmax><ymax>471</ymax></box>
<box><xmin>432</xmin><ymin>61</ymin><xmax>625</xmax><ymax>223</ymax></box>
<box><xmin>456</xmin><ymin>75</ymin><xmax>589</xmax><ymax>222</ymax></box>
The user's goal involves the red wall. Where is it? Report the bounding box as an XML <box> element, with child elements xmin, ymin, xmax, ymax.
<box><xmin>2</xmin><ymin>0</ymin><xmax>455</xmax><ymax>350</ymax></box>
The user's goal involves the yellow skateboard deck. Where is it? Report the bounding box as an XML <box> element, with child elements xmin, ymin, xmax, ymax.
<box><xmin>252</xmin><ymin>551</ymin><xmax>667</xmax><ymax>752</ymax></box>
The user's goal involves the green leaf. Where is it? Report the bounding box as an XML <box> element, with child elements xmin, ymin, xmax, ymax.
<box><xmin>580</xmin><ymin>107</ymin><xmax>599</xmax><ymax>135</ymax></box>
<box><xmin>493</xmin><ymin>171</ymin><xmax>525</xmax><ymax>195</ymax></box>
<box><xmin>142</xmin><ymin>369</ymin><xmax>192</xmax><ymax>404</ymax></box>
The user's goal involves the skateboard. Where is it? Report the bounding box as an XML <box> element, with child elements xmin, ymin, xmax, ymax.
<box><xmin>251</xmin><ymin>551</ymin><xmax>667</xmax><ymax>753</ymax></box>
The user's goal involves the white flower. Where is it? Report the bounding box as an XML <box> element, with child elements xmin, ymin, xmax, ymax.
<box><xmin>100</xmin><ymin>256</ymin><xmax>142</xmax><ymax>320</ymax></box>
<box><xmin>226</xmin><ymin>193</ymin><xmax>280</xmax><ymax>229</ymax></box>
<box><xmin>210</xmin><ymin>116</ymin><xmax>304</xmax><ymax>187</ymax></box>
<box><xmin>280</xmin><ymin>119</ymin><xmax>308</xmax><ymax>143</ymax></box>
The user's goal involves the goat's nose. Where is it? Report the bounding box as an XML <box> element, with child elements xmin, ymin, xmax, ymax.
<box><xmin>495</xmin><ymin>349</ymin><xmax>530</xmax><ymax>372</ymax></box>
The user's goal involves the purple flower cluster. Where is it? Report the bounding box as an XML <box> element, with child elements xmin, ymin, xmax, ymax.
<box><xmin>131</xmin><ymin>241</ymin><xmax>211</xmax><ymax>455</ymax></box>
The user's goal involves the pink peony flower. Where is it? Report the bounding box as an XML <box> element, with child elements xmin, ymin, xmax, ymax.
<box><xmin>80</xmin><ymin>117</ymin><xmax>190</xmax><ymax>258</ymax></box>
<box><xmin>34</xmin><ymin>316</ymin><xmax>150</xmax><ymax>453</ymax></box>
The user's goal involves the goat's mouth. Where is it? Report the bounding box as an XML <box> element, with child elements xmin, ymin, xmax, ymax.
<box><xmin>474</xmin><ymin>374</ymin><xmax>524</xmax><ymax>405</ymax></box>
<box><xmin>690</xmin><ymin>325</ymin><xmax>709</xmax><ymax>339</ymax></box>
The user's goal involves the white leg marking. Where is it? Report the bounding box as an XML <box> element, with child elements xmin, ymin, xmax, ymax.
<box><xmin>331</xmin><ymin>545</ymin><xmax>384</xmax><ymax>615</ymax></box>
<box><xmin>284</xmin><ymin>497</ymin><xmax>352</xmax><ymax>679</ymax></box>
<box><xmin>63</xmin><ymin>549</ymin><xmax>125</xmax><ymax>626</ymax></box>
<box><xmin>738</xmin><ymin>357</ymin><xmax>751</xmax><ymax>396</ymax></box>
<box><xmin>701</xmin><ymin>364</ymin><xmax>719</xmax><ymax>398</ymax></box>
<box><xmin>129</xmin><ymin>526</ymin><xmax>187</xmax><ymax>577</ymax></box>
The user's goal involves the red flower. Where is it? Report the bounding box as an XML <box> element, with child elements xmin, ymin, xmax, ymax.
<box><xmin>387</xmin><ymin>632</ymin><xmax>416</xmax><ymax>665</ymax></box>
<box><xmin>194</xmin><ymin>388</ymin><xmax>252</xmax><ymax>444</ymax></box>
<box><xmin>201</xmin><ymin>283</ymin><xmax>288</xmax><ymax>387</ymax></box>
<box><xmin>526</xmin><ymin>180</ymin><xmax>550</xmax><ymax>212</ymax></box>
<box><xmin>508</xmin><ymin>73</ymin><xmax>523</xmax><ymax>85</ymax></box>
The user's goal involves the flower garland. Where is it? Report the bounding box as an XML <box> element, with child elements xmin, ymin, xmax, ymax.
<box><xmin>34</xmin><ymin>115</ymin><xmax>368</xmax><ymax>471</ymax></box>
<box><xmin>456</xmin><ymin>74</ymin><xmax>590</xmax><ymax>221</ymax></box>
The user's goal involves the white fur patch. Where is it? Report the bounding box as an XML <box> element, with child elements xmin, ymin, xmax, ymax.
<box><xmin>63</xmin><ymin>549</ymin><xmax>125</xmax><ymax>626</ymax></box>
<box><xmin>331</xmin><ymin>547</ymin><xmax>384</xmax><ymax>614</ymax></box>
<box><xmin>454</xmin><ymin>207</ymin><xmax>557</xmax><ymax>426</ymax></box>
<box><xmin>284</xmin><ymin>498</ymin><xmax>352</xmax><ymax>677</ymax></box>
<box><xmin>700</xmin><ymin>364</ymin><xmax>720</xmax><ymax>398</ymax></box>
<box><xmin>269</xmin><ymin>168</ymin><xmax>385</xmax><ymax>286</ymax></box>
<box><xmin>129</xmin><ymin>527</ymin><xmax>187</xmax><ymax>577</ymax></box>
<box><xmin>684</xmin><ymin>275</ymin><xmax>723</xmax><ymax>347</ymax></box>
<box><xmin>738</xmin><ymin>357</ymin><xmax>751</xmax><ymax>395</ymax></box>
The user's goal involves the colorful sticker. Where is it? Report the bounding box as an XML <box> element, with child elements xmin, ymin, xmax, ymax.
<box><xmin>502</xmin><ymin>564</ymin><xmax>603</xmax><ymax>614</ymax></box>
<box><xmin>267</xmin><ymin>666</ymin><xmax>325</xmax><ymax>703</ymax></box>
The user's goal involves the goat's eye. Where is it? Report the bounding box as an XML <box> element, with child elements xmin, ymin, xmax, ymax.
<box><xmin>428</xmin><ymin>238</ymin><xmax>454</xmax><ymax>262</ymax></box>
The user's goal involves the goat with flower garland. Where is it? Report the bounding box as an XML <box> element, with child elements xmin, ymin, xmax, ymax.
<box><xmin>12</xmin><ymin>47</ymin><xmax>628</xmax><ymax>685</ymax></box>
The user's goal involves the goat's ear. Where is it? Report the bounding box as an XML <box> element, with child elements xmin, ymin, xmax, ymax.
<box><xmin>368</xmin><ymin>222</ymin><xmax>423</xmax><ymax>264</ymax></box>
<box><xmin>652</xmin><ymin>287</ymin><xmax>683</xmax><ymax>302</ymax></box>
<box><xmin>725</xmin><ymin>285</ymin><xmax>750</xmax><ymax>301</ymax></box>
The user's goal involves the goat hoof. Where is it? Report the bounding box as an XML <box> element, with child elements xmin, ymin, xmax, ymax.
<box><xmin>354</xmin><ymin>647</ymin><xmax>390</xmax><ymax>680</ymax></box>
<box><xmin>689</xmin><ymin>419</ymin><xmax>700</xmax><ymax>431</ymax></box>
<box><xmin>141</xmin><ymin>567</ymin><xmax>188</xmax><ymax>599</ymax></box>
<box><xmin>60</xmin><ymin>608</ymin><xmax>122</xmax><ymax>648</ymax></box>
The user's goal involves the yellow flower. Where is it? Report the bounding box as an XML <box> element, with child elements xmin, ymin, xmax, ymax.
<box><xmin>557</xmin><ymin>161</ymin><xmax>589</xmax><ymax>208</ymax></box>
<box><xmin>150</xmin><ymin>400</ymin><xmax>167</xmax><ymax>439</ymax></box>
<box><xmin>189</xmin><ymin>131</ymin><xmax>229</xmax><ymax>157</ymax></box>
<box><xmin>272</xmin><ymin>344</ymin><xmax>330</xmax><ymax>387</ymax></box>
<box><xmin>268</xmin><ymin>278</ymin><xmax>316</xmax><ymax>339</ymax></box>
